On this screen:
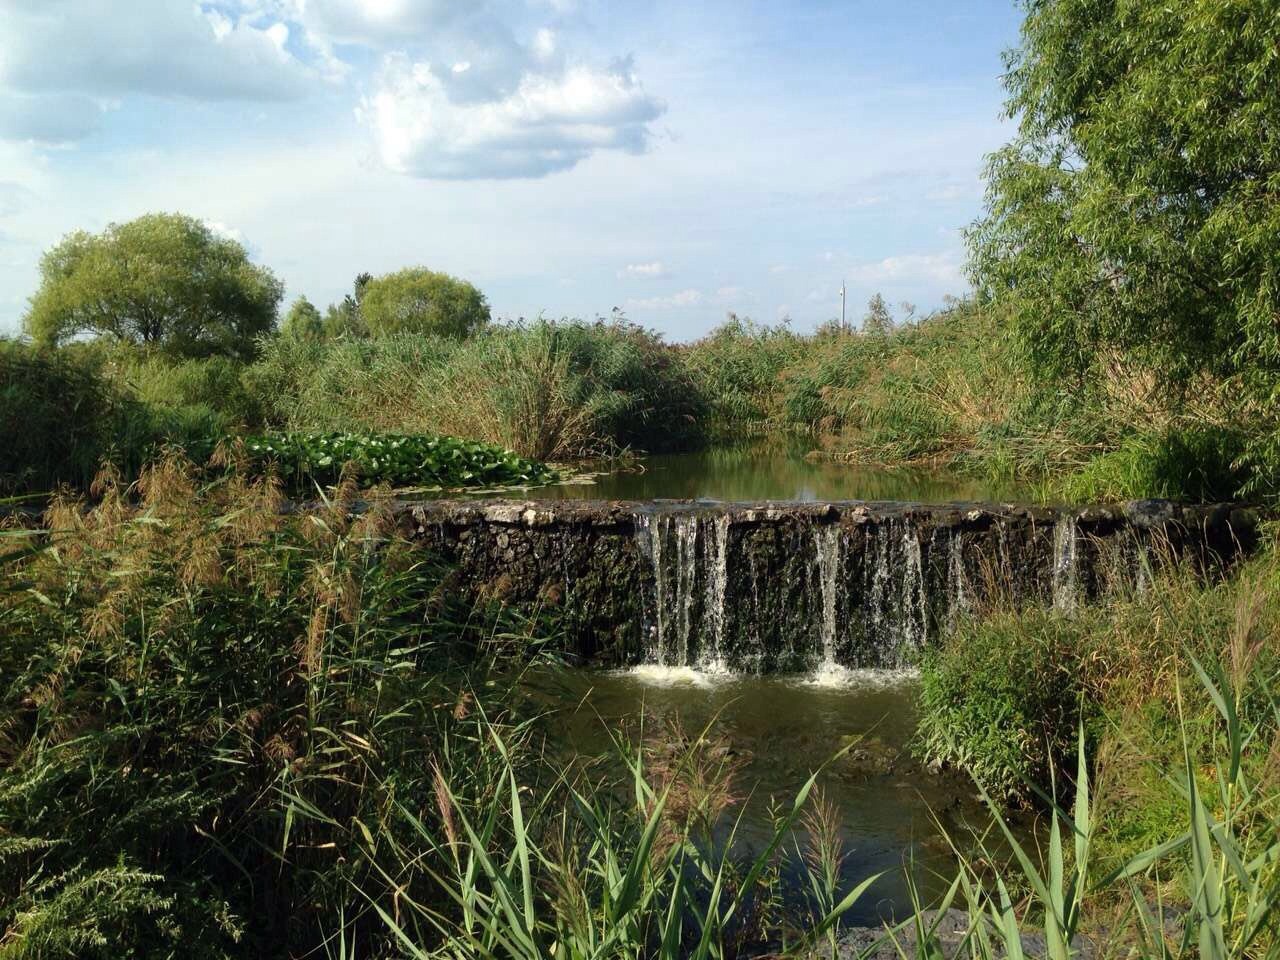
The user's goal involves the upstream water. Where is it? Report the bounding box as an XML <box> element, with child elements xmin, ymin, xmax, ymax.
<box><xmin>472</xmin><ymin>443</ymin><xmax>1032</xmax><ymax>502</ymax></box>
<box><xmin>521</xmin><ymin>663</ymin><xmax>1017</xmax><ymax>926</ymax></box>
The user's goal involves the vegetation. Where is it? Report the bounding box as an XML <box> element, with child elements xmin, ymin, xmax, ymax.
<box><xmin>4</xmin><ymin>0</ymin><xmax>1280</xmax><ymax>954</ymax></box>
<box><xmin>248</xmin><ymin>317</ymin><xmax>706</xmax><ymax>460</ymax></box>
<box><xmin>23</xmin><ymin>214</ymin><xmax>282</xmax><ymax>361</ymax></box>
<box><xmin>0</xmin><ymin>462</ymin><xmax>548</xmax><ymax>958</ymax></box>
<box><xmin>359</xmin><ymin>267</ymin><xmax>491</xmax><ymax>340</ymax></box>
<box><xmin>969</xmin><ymin>0</ymin><xmax>1280</xmax><ymax>495</ymax></box>
<box><xmin>240</xmin><ymin>431</ymin><xmax>557</xmax><ymax>490</ymax></box>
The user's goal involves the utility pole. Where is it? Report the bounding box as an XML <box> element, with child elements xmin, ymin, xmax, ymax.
<box><xmin>840</xmin><ymin>280</ymin><xmax>846</xmax><ymax>332</ymax></box>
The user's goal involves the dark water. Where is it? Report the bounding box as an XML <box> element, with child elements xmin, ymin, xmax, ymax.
<box><xmin>495</xmin><ymin>444</ymin><xmax>1029</xmax><ymax>503</ymax></box>
<box><xmin>520</xmin><ymin>664</ymin><xmax>1006</xmax><ymax>926</ymax></box>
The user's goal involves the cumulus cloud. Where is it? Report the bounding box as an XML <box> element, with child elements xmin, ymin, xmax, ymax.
<box><xmin>619</xmin><ymin>261</ymin><xmax>666</xmax><ymax>279</ymax></box>
<box><xmin>625</xmin><ymin>289</ymin><xmax>702</xmax><ymax>311</ymax></box>
<box><xmin>362</xmin><ymin>53</ymin><xmax>664</xmax><ymax>179</ymax></box>
<box><xmin>0</xmin><ymin>1</ymin><xmax>311</xmax><ymax>110</ymax></box>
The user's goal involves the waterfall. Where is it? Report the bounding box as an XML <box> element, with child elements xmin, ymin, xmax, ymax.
<box><xmin>701</xmin><ymin>514</ymin><xmax>731</xmax><ymax>669</ymax></box>
<box><xmin>674</xmin><ymin>515</ymin><xmax>698</xmax><ymax>666</ymax></box>
<box><xmin>814</xmin><ymin>523</ymin><xmax>842</xmax><ymax>666</ymax></box>
<box><xmin>1052</xmin><ymin>514</ymin><xmax>1079</xmax><ymax>613</ymax></box>
<box><xmin>626</xmin><ymin>503</ymin><xmax>1164</xmax><ymax>673</ymax></box>
<box><xmin>945</xmin><ymin>532</ymin><xmax>970</xmax><ymax>632</ymax></box>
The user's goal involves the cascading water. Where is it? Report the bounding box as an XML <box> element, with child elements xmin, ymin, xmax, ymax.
<box><xmin>1052</xmin><ymin>514</ymin><xmax>1079</xmax><ymax>613</ymax></box>
<box><xmin>700</xmin><ymin>514</ymin><xmax>731</xmax><ymax>670</ymax></box>
<box><xmin>814</xmin><ymin>523</ymin><xmax>842</xmax><ymax>666</ymax></box>
<box><xmin>626</xmin><ymin>504</ymin><xmax>1172</xmax><ymax>674</ymax></box>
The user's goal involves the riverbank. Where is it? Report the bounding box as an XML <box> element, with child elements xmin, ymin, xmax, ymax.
<box><xmin>3</xmin><ymin>300</ymin><xmax>1264</xmax><ymax>504</ymax></box>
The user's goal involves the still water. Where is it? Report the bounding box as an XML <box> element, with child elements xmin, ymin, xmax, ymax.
<box><xmin>507</xmin><ymin>444</ymin><xmax>1029</xmax><ymax>503</ymax></box>
<box><xmin>519</xmin><ymin>663</ymin><xmax>1009</xmax><ymax>926</ymax></box>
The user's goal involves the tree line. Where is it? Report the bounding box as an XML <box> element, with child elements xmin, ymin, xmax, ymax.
<box><xmin>20</xmin><ymin>212</ymin><xmax>490</xmax><ymax>360</ymax></box>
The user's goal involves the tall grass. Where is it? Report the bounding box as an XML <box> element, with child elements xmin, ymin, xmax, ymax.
<box><xmin>0</xmin><ymin>457</ymin><xmax>542</xmax><ymax>957</ymax></box>
<box><xmin>248</xmin><ymin>318</ymin><xmax>707</xmax><ymax>460</ymax></box>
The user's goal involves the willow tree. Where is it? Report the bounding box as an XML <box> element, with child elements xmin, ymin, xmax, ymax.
<box><xmin>968</xmin><ymin>0</ymin><xmax>1280</xmax><ymax>475</ymax></box>
<box><xmin>24</xmin><ymin>213</ymin><xmax>282</xmax><ymax>360</ymax></box>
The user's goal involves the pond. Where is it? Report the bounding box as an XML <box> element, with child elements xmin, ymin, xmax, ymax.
<box><xmin>519</xmin><ymin>663</ymin><xmax>1020</xmax><ymax>927</ymax></box>
<box><xmin>489</xmin><ymin>443</ymin><xmax>1031</xmax><ymax>503</ymax></box>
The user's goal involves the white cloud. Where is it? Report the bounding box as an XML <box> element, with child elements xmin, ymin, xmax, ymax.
<box><xmin>362</xmin><ymin>54</ymin><xmax>664</xmax><ymax>179</ymax></box>
<box><xmin>618</xmin><ymin>260</ymin><xmax>666</xmax><ymax>279</ymax></box>
<box><xmin>847</xmin><ymin>250</ymin><xmax>966</xmax><ymax>289</ymax></box>
<box><xmin>625</xmin><ymin>288</ymin><xmax>702</xmax><ymax>311</ymax></box>
<box><xmin>0</xmin><ymin>1</ymin><xmax>312</xmax><ymax>114</ymax></box>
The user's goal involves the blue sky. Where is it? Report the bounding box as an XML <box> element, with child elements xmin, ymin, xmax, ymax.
<box><xmin>0</xmin><ymin>0</ymin><xmax>1024</xmax><ymax>341</ymax></box>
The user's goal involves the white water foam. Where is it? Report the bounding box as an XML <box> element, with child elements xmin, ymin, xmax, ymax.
<box><xmin>801</xmin><ymin>663</ymin><xmax>920</xmax><ymax>689</ymax></box>
<box><xmin>618</xmin><ymin>663</ymin><xmax>735</xmax><ymax>688</ymax></box>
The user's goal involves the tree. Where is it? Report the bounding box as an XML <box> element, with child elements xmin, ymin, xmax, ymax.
<box><xmin>862</xmin><ymin>293</ymin><xmax>892</xmax><ymax>336</ymax></box>
<box><xmin>323</xmin><ymin>272</ymin><xmax>373</xmax><ymax>339</ymax></box>
<box><xmin>968</xmin><ymin>0</ymin><xmax>1280</xmax><ymax>396</ymax></box>
<box><xmin>24</xmin><ymin>213</ymin><xmax>282</xmax><ymax>360</ymax></box>
<box><xmin>359</xmin><ymin>267</ymin><xmax>490</xmax><ymax>339</ymax></box>
<box><xmin>281</xmin><ymin>296</ymin><xmax>324</xmax><ymax>342</ymax></box>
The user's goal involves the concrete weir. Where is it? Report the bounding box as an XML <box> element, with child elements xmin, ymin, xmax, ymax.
<box><xmin>397</xmin><ymin>499</ymin><xmax>1258</xmax><ymax>671</ymax></box>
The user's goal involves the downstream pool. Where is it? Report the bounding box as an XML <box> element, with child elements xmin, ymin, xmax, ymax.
<box><xmin>518</xmin><ymin>663</ymin><xmax>1022</xmax><ymax>927</ymax></box>
<box><xmin>477</xmin><ymin>444</ymin><xmax>1030</xmax><ymax>503</ymax></box>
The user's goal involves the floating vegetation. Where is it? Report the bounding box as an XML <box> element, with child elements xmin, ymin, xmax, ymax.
<box><xmin>239</xmin><ymin>430</ymin><xmax>557</xmax><ymax>490</ymax></box>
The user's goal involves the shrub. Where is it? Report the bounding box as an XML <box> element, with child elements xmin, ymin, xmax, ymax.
<box><xmin>916</xmin><ymin>607</ymin><xmax>1101</xmax><ymax>804</ymax></box>
<box><xmin>1059</xmin><ymin>426</ymin><xmax>1250</xmax><ymax>503</ymax></box>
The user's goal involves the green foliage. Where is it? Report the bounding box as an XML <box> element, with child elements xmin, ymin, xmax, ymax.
<box><xmin>357</xmin><ymin>721</ymin><xmax>876</xmax><ymax>959</ymax></box>
<box><xmin>0</xmin><ymin>463</ymin><xmax>531</xmax><ymax>958</ymax></box>
<box><xmin>969</xmin><ymin>0</ymin><xmax>1280</xmax><ymax>493</ymax></box>
<box><xmin>0</xmin><ymin>340</ymin><xmax>225</xmax><ymax>494</ymax></box>
<box><xmin>359</xmin><ymin>267</ymin><xmax>490</xmax><ymax>339</ymax></box>
<box><xmin>861</xmin><ymin>293</ymin><xmax>892</xmax><ymax>336</ymax></box>
<box><xmin>109</xmin><ymin>351</ymin><xmax>262</xmax><ymax>428</ymax></box>
<box><xmin>1059</xmin><ymin>427</ymin><xmax>1249</xmax><ymax>503</ymax></box>
<box><xmin>916</xmin><ymin>607</ymin><xmax>1100</xmax><ymax>804</ymax></box>
<box><xmin>23</xmin><ymin>213</ymin><xmax>282</xmax><ymax>360</ymax></box>
<box><xmin>280</xmin><ymin>295</ymin><xmax>324</xmax><ymax>342</ymax></box>
<box><xmin>0</xmin><ymin>340</ymin><xmax>120</xmax><ymax>494</ymax></box>
<box><xmin>241</xmin><ymin>431</ymin><xmax>556</xmax><ymax>490</ymax></box>
<box><xmin>248</xmin><ymin>318</ymin><xmax>706</xmax><ymax>459</ymax></box>
<box><xmin>679</xmin><ymin>314</ymin><xmax>807</xmax><ymax>433</ymax></box>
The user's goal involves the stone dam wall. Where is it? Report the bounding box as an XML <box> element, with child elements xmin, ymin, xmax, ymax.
<box><xmin>395</xmin><ymin>499</ymin><xmax>1259</xmax><ymax>671</ymax></box>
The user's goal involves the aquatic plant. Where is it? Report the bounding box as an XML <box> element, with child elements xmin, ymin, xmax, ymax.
<box><xmin>239</xmin><ymin>430</ymin><xmax>557</xmax><ymax>490</ymax></box>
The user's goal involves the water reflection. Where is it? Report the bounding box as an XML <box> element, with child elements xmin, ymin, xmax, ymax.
<box><xmin>524</xmin><ymin>444</ymin><xmax>1028</xmax><ymax>503</ymax></box>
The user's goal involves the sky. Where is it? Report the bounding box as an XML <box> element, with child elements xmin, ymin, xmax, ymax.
<box><xmin>0</xmin><ymin>0</ymin><xmax>1025</xmax><ymax>342</ymax></box>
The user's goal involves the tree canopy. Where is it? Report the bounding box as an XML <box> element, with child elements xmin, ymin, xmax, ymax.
<box><xmin>969</xmin><ymin>0</ymin><xmax>1280</xmax><ymax>397</ymax></box>
<box><xmin>281</xmin><ymin>296</ymin><xmax>324</xmax><ymax>342</ymax></box>
<box><xmin>24</xmin><ymin>213</ymin><xmax>283</xmax><ymax>360</ymax></box>
<box><xmin>358</xmin><ymin>268</ymin><xmax>489</xmax><ymax>339</ymax></box>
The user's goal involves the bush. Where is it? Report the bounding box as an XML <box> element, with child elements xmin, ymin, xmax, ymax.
<box><xmin>1</xmin><ymin>340</ymin><xmax>118</xmax><ymax>494</ymax></box>
<box><xmin>1059</xmin><ymin>426</ymin><xmax>1250</xmax><ymax>503</ymax></box>
<box><xmin>916</xmin><ymin>607</ymin><xmax>1100</xmax><ymax>804</ymax></box>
